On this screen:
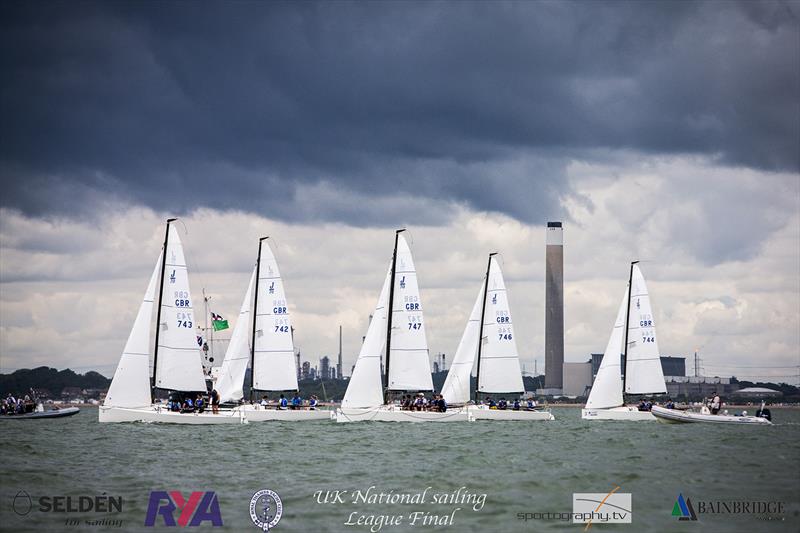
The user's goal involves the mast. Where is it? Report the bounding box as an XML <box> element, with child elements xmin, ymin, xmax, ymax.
<box><xmin>383</xmin><ymin>229</ymin><xmax>404</xmax><ymax>401</ymax></box>
<box><xmin>249</xmin><ymin>237</ymin><xmax>267</xmax><ymax>402</ymax></box>
<box><xmin>151</xmin><ymin>218</ymin><xmax>176</xmax><ymax>402</ymax></box>
<box><xmin>474</xmin><ymin>252</ymin><xmax>496</xmax><ymax>403</ymax></box>
<box><xmin>621</xmin><ymin>260</ymin><xmax>638</xmax><ymax>395</ymax></box>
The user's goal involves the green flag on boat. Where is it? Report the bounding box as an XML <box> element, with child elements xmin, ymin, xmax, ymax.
<box><xmin>211</xmin><ymin>312</ymin><xmax>229</xmax><ymax>331</ymax></box>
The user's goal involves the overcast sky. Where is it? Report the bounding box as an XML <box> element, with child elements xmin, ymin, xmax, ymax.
<box><xmin>1</xmin><ymin>1</ymin><xmax>798</xmax><ymax>384</ymax></box>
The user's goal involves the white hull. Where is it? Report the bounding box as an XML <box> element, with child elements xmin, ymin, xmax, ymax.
<box><xmin>469</xmin><ymin>406</ymin><xmax>554</xmax><ymax>421</ymax></box>
<box><xmin>335</xmin><ymin>406</ymin><xmax>471</xmax><ymax>423</ymax></box>
<box><xmin>651</xmin><ymin>405</ymin><xmax>772</xmax><ymax>425</ymax></box>
<box><xmin>237</xmin><ymin>405</ymin><xmax>333</xmax><ymax>421</ymax></box>
<box><xmin>581</xmin><ymin>406</ymin><xmax>656</xmax><ymax>421</ymax></box>
<box><xmin>99</xmin><ymin>405</ymin><xmax>246</xmax><ymax>424</ymax></box>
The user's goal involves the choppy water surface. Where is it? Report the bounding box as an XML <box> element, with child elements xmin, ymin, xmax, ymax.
<box><xmin>1</xmin><ymin>406</ymin><xmax>798</xmax><ymax>532</ymax></box>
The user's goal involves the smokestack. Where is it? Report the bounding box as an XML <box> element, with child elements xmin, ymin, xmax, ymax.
<box><xmin>545</xmin><ymin>222</ymin><xmax>564</xmax><ymax>391</ymax></box>
<box><xmin>337</xmin><ymin>325</ymin><xmax>343</xmax><ymax>380</ymax></box>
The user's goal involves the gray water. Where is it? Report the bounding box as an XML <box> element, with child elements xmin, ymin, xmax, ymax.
<box><xmin>1</xmin><ymin>406</ymin><xmax>798</xmax><ymax>533</ymax></box>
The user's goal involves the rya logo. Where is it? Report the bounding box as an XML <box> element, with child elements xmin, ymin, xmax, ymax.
<box><xmin>144</xmin><ymin>491</ymin><xmax>223</xmax><ymax>527</ymax></box>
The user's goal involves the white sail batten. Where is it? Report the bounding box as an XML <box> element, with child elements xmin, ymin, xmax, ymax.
<box><xmin>585</xmin><ymin>288</ymin><xmax>628</xmax><ymax>409</ymax></box>
<box><xmin>253</xmin><ymin>241</ymin><xmax>298</xmax><ymax>392</ymax></box>
<box><xmin>624</xmin><ymin>265</ymin><xmax>667</xmax><ymax>394</ymax></box>
<box><xmin>104</xmin><ymin>254</ymin><xmax>162</xmax><ymax>408</ymax></box>
<box><xmin>387</xmin><ymin>234</ymin><xmax>434</xmax><ymax>391</ymax></box>
<box><xmin>342</xmin><ymin>269</ymin><xmax>391</xmax><ymax>409</ymax></box>
<box><xmin>441</xmin><ymin>283</ymin><xmax>484</xmax><ymax>405</ymax></box>
<box><xmin>155</xmin><ymin>225</ymin><xmax>208</xmax><ymax>392</ymax></box>
<box><xmin>215</xmin><ymin>266</ymin><xmax>256</xmax><ymax>403</ymax></box>
<box><xmin>477</xmin><ymin>257</ymin><xmax>524</xmax><ymax>393</ymax></box>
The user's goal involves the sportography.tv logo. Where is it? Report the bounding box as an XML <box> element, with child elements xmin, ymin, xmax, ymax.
<box><xmin>144</xmin><ymin>491</ymin><xmax>223</xmax><ymax>527</ymax></box>
<box><xmin>572</xmin><ymin>486</ymin><xmax>632</xmax><ymax>527</ymax></box>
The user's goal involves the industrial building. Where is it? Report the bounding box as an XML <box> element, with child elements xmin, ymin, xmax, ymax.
<box><xmin>561</xmin><ymin>354</ymin><xmax>741</xmax><ymax>399</ymax></box>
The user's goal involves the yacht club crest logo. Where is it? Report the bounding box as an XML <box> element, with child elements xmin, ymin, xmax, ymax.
<box><xmin>249</xmin><ymin>489</ymin><xmax>283</xmax><ymax>531</ymax></box>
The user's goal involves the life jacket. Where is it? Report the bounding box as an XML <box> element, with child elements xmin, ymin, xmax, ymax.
<box><xmin>280</xmin><ymin>398</ymin><xmax>288</xmax><ymax>407</ymax></box>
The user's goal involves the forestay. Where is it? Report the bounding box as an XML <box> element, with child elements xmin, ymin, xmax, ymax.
<box><xmin>342</xmin><ymin>269</ymin><xmax>391</xmax><ymax>409</ymax></box>
<box><xmin>477</xmin><ymin>257</ymin><xmax>524</xmax><ymax>394</ymax></box>
<box><xmin>253</xmin><ymin>240</ymin><xmax>298</xmax><ymax>391</ymax></box>
<box><xmin>585</xmin><ymin>288</ymin><xmax>628</xmax><ymax>409</ymax></box>
<box><xmin>215</xmin><ymin>266</ymin><xmax>256</xmax><ymax>403</ymax></box>
<box><xmin>104</xmin><ymin>254</ymin><xmax>162</xmax><ymax>408</ymax></box>
<box><xmin>155</xmin><ymin>225</ymin><xmax>208</xmax><ymax>392</ymax></box>
<box><xmin>441</xmin><ymin>284</ymin><xmax>483</xmax><ymax>405</ymax></box>
<box><xmin>624</xmin><ymin>265</ymin><xmax>667</xmax><ymax>395</ymax></box>
<box><xmin>387</xmin><ymin>234</ymin><xmax>434</xmax><ymax>391</ymax></box>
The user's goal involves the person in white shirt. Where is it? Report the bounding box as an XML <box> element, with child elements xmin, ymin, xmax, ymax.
<box><xmin>710</xmin><ymin>393</ymin><xmax>721</xmax><ymax>415</ymax></box>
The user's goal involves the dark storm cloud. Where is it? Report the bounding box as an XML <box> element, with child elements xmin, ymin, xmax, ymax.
<box><xmin>0</xmin><ymin>0</ymin><xmax>797</xmax><ymax>223</ymax></box>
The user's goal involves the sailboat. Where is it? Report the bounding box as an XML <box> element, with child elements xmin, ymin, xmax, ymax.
<box><xmin>99</xmin><ymin>219</ymin><xmax>245</xmax><ymax>424</ymax></box>
<box><xmin>336</xmin><ymin>230</ymin><xmax>470</xmax><ymax>422</ymax></box>
<box><xmin>441</xmin><ymin>254</ymin><xmax>554</xmax><ymax>421</ymax></box>
<box><xmin>582</xmin><ymin>262</ymin><xmax>667</xmax><ymax>421</ymax></box>
<box><xmin>216</xmin><ymin>238</ymin><xmax>330</xmax><ymax>421</ymax></box>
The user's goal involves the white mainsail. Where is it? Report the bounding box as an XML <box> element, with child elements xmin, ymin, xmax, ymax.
<box><xmin>585</xmin><ymin>288</ymin><xmax>628</xmax><ymax>409</ymax></box>
<box><xmin>477</xmin><ymin>256</ymin><xmax>524</xmax><ymax>394</ymax></box>
<box><xmin>252</xmin><ymin>240</ymin><xmax>298</xmax><ymax>392</ymax></box>
<box><xmin>104</xmin><ymin>254</ymin><xmax>162</xmax><ymax>408</ymax></box>
<box><xmin>154</xmin><ymin>225</ymin><xmax>208</xmax><ymax>392</ymax></box>
<box><xmin>215</xmin><ymin>266</ymin><xmax>256</xmax><ymax>403</ymax></box>
<box><xmin>341</xmin><ymin>268</ymin><xmax>392</xmax><ymax>409</ymax></box>
<box><xmin>441</xmin><ymin>283</ymin><xmax>484</xmax><ymax>405</ymax></box>
<box><xmin>387</xmin><ymin>234</ymin><xmax>434</xmax><ymax>391</ymax></box>
<box><xmin>624</xmin><ymin>264</ymin><xmax>667</xmax><ymax>394</ymax></box>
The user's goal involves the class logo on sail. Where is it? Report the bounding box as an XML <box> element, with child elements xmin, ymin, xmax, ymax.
<box><xmin>170</xmin><ymin>270</ymin><xmax>177</xmax><ymax>284</ymax></box>
<box><xmin>491</xmin><ymin>293</ymin><xmax>497</xmax><ymax>305</ymax></box>
<box><xmin>672</xmin><ymin>493</ymin><xmax>697</xmax><ymax>521</ymax></box>
<box><xmin>399</xmin><ymin>276</ymin><xmax>406</xmax><ymax>289</ymax></box>
<box><xmin>269</xmin><ymin>281</ymin><xmax>275</xmax><ymax>294</ymax></box>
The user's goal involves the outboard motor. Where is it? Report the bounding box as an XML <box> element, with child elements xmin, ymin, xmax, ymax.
<box><xmin>755</xmin><ymin>408</ymin><xmax>772</xmax><ymax>421</ymax></box>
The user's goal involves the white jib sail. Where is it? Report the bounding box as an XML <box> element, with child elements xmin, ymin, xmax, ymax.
<box><xmin>585</xmin><ymin>288</ymin><xmax>628</xmax><ymax>409</ymax></box>
<box><xmin>155</xmin><ymin>225</ymin><xmax>208</xmax><ymax>392</ymax></box>
<box><xmin>342</xmin><ymin>268</ymin><xmax>391</xmax><ymax>409</ymax></box>
<box><xmin>215</xmin><ymin>265</ymin><xmax>256</xmax><ymax>403</ymax></box>
<box><xmin>624</xmin><ymin>264</ymin><xmax>667</xmax><ymax>394</ymax></box>
<box><xmin>104</xmin><ymin>253</ymin><xmax>162</xmax><ymax>408</ymax></box>
<box><xmin>387</xmin><ymin>234</ymin><xmax>434</xmax><ymax>391</ymax></box>
<box><xmin>253</xmin><ymin>240</ymin><xmax>298</xmax><ymax>391</ymax></box>
<box><xmin>478</xmin><ymin>256</ymin><xmax>524</xmax><ymax>394</ymax></box>
<box><xmin>441</xmin><ymin>283</ymin><xmax>484</xmax><ymax>405</ymax></box>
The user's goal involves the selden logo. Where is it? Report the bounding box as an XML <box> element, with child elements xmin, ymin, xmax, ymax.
<box><xmin>672</xmin><ymin>494</ymin><xmax>697</xmax><ymax>521</ymax></box>
<box><xmin>572</xmin><ymin>485</ymin><xmax>632</xmax><ymax>528</ymax></box>
<box><xmin>144</xmin><ymin>491</ymin><xmax>223</xmax><ymax>527</ymax></box>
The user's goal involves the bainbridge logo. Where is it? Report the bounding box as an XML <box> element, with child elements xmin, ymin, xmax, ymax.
<box><xmin>672</xmin><ymin>494</ymin><xmax>697</xmax><ymax>521</ymax></box>
<box><xmin>144</xmin><ymin>491</ymin><xmax>223</xmax><ymax>527</ymax></box>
